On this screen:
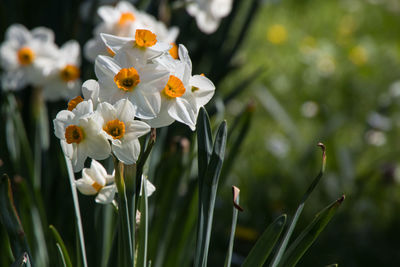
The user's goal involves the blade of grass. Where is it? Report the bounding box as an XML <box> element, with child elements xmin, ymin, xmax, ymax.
<box><xmin>64</xmin><ymin>154</ymin><xmax>87</xmax><ymax>267</ymax></box>
<box><xmin>49</xmin><ymin>225</ymin><xmax>72</xmax><ymax>267</ymax></box>
<box><xmin>277</xmin><ymin>196</ymin><xmax>345</xmax><ymax>267</ymax></box>
<box><xmin>0</xmin><ymin>174</ymin><xmax>32</xmax><ymax>264</ymax></box>
<box><xmin>242</xmin><ymin>214</ymin><xmax>287</xmax><ymax>267</ymax></box>
<box><xmin>224</xmin><ymin>186</ymin><xmax>243</xmax><ymax>267</ymax></box>
<box><xmin>270</xmin><ymin>143</ymin><xmax>326</xmax><ymax>267</ymax></box>
<box><xmin>137</xmin><ymin>176</ymin><xmax>149</xmax><ymax>267</ymax></box>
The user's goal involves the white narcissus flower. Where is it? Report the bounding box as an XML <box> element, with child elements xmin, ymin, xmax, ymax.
<box><xmin>42</xmin><ymin>40</ymin><xmax>82</xmax><ymax>101</ymax></box>
<box><xmin>0</xmin><ymin>24</ymin><xmax>58</xmax><ymax>90</ymax></box>
<box><xmin>53</xmin><ymin>100</ymin><xmax>111</xmax><ymax>172</ymax></box>
<box><xmin>95</xmin><ymin>53</ymin><xmax>169</xmax><ymax>119</ymax></box>
<box><xmin>147</xmin><ymin>45</ymin><xmax>215</xmax><ymax>130</ymax></box>
<box><xmin>100</xmin><ymin>29</ymin><xmax>171</xmax><ymax>64</ymax></box>
<box><xmin>94</xmin><ymin>99</ymin><xmax>151</xmax><ymax>164</ymax></box>
<box><xmin>186</xmin><ymin>0</ymin><xmax>233</xmax><ymax>34</ymax></box>
<box><xmin>75</xmin><ymin>159</ymin><xmax>116</xmax><ymax>204</ymax></box>
<box><xmin>84</xmin><ymin>1</ymin><xmax>178</xmax><ymax>62</ymax></box>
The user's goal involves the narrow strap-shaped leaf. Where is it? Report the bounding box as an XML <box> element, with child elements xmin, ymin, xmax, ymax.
<box><xmin>242</xmin><ymin>214</ymin><xmax>287</xmax><ymax>267</ymax></box>
<box><xmin>277</xmin><ymin>196</ymin><xmax>345</xmax><ymax>267</ymax></box>
<box><xmin>194</xmin><ymin>107</ymin><xmax>214</xmax><ymax>267</ymax></box>
<box><xmin>137</xmin><ymin>176</ymin><xmax>149</xmax><ymax>267</ymax></box>
<box><xmin>49</xmin><ymin>225</ymin><xmax>72</xmax><ymax>267</ymax></box>
<box><xmin>224</xmin><ymin>186</ymin><xmax>242</xmax><ymax>267</ymax></box>
<box><xmin>199</xmin><ymin>121</ymin><xmax>228</xmax><ymax>267</ymax></box>
<box><xmin>0</xmin><ymin>174</ymin><xmax>33</xmax><ymax>265</ymax></box>
<box><xmin>270</xmin><ymin>144</ymin><xmax>326</xmax><ymax>267</ymax></box>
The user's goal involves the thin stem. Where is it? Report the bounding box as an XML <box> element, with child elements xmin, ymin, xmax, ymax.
<box><xmin>64</xmin><ymin>154</ymin><xmax>88</xmax><ymax>267</ymax></box>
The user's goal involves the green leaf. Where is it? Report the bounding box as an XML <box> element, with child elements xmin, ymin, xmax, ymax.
<box><xmin>194</xmin><ymin>107</ymin><xmax>214</xmax><ymax>267</ymax></box>
<box><xmin>195</xmin><ymin>120</ymin><xmax>228</xmax><ymax>267</ymax></box>
<box><xmin>11</xmin><ymin>252</ymin><xmax>32</xmax><ymax>267</ymax></box>
<box><xmin>224</xmin><ymin>186</ymin><xmax>242</xmax><ymax>267</ymax></box>
<box><xmin>137</xmin><ymin>177</ymin><xmax>149</xmax><ymax>267</ymax></box>
<box><xmin>0</xmin><ymin>174</ymin><xmax>32</xmax><ymax>264</ymax></box>
<box><xmin>242</xmin><ymin>214</ymin><xmax>287</xmax><ymax>267</ymax></box>
<box><xmin>277</xmin><ymin>196</ymin><xmax>345</xmax><ymax>267</ymax></box>
<box><xmin>49</xmin><ymin>225</ymin><xmax>72</xmax><ymax>267</ymax></box>
<box><xmin>270</xmin><ymin>144</ymin><xmax>326</xmax><ymax>267</ymax></box>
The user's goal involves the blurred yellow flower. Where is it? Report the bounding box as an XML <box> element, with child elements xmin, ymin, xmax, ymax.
<box><xmin>349</xmin><ymin>45</ymin><xmax>368</xmax><ymax>66</ymax></box>
<box><xmin>267</xmin><ymin>24</ymin><xmax>288</xmax><ymax>45</ymax></box>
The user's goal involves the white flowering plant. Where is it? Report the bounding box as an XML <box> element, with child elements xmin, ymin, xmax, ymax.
<box><xmin>0</xmin><ymin>1</ymin><xmax>344</xmax><ymax>267</ymax></box>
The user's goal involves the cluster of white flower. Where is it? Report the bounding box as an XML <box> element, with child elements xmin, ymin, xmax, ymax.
<box><xmin>0</xmin><ymin>24</ymin><xmax>81</xmax><ymax>101</ymax></box>
<box><xmin>54</xmin><ymin>27</ymin><xmax>215</xmax><ymax>173</ymax></box>
<box><xmin>84</xmin><ymin>1</ymin><xmax>178</xmax><ymax>62</ymax></box>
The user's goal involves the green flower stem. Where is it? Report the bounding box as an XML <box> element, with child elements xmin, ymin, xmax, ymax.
<box><xmin>113</xmin><ymin>157</ymin><xmax>133</xmax><ymax>267</ymax></box>
<box><xmin>64</xmin><ymin>155</ymin><xmax>87</xmax><ymax>267</ymax></box>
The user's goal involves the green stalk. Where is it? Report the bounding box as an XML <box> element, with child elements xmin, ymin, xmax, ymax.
<box><xmin>64</xmin><ymin>155</ymin><xmax>87</xmax><ymax>267</ymax></box>
<box><xmin>113</xmin><ymin>157</ymin><xmax>133</xmax><ymax>267</ymax></box>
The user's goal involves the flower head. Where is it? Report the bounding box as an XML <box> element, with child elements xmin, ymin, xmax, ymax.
<box><xmin>94</xmin><ymin>99</ymin><xmax>151</xmax><ymax>164</ymax></box>
<box><xmin>53</xmin><ymin>100</ymin><xmax>111</xmax><ymax>172</ymax></box>
<box><xmin>75</xmin><ymin>159</ymin><xmax>116</xmax><ymax>204</ymax></box>
<box><xmin>147</xmin><ymin>45</ymin><xmax>215</xmax><ymax>130</ymax></box>
<box><xmin>84</xmin><ymin>1</ymin><xmax>178</xmax><ymax>62</ymax></box>
<box><xmin>95</xmin><ymin>53</ymin><xmax>169</xmax><ymax>119</ymax></box>
<box><xmin>42</xmin><ymin>40</ymin><xmax>82</xmax><ymax>101</ymax></box>
<box><xmin>0</xmin><ymin>24</ymin><xmax>58</xmax><ymax>90</ymax></box>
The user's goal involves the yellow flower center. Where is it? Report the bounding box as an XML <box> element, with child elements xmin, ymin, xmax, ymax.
<box><xmin>92</xmin><ymin>181</ymin><xmax>103</xmax><ymax>192</ymax></box>
<box><xmin>104</xmin><ymin>119</ymin><xmax>125</xmax><ymax>139</ymax></box>
<box><xmin>17</xmin><ymin>47</ymin><xmax>35</xmax><ymax>65</ymax></box>
<box><xmin>67</xmin><ymin>96</ymin><xmax>84</xmax><ymax>111</ymax></box>
<box><xmin>135</xmin><ymin>29</ymin><xmax>157</xmax><ymax>48</ymax></box>
<box><xmin>107</xmin><ymin>47</ymin><xmax>115</xmax><ymax>57</ymax></box>
<box><xmin>169</xmin><ymin>43</ymin><xmax>179</xmax><ymax>59</ymax></box>
<box><xmin>60</xmin><ymin>65</ymin><xmax>80</xmax><ymax>82</ymax></box>
<box><xmin>65</xmin><ymin>125</ymin><xmax>84</xmax><ymax>144</ymax></box>
<box><xmin>163</xmin><ymin>75</ymin><xmax>185</xmax><ymax>98</ymax></box>
<box><xmin>118</xmin><ymin>12</ymin><xmax>135</xmax><ymax>26</ymax></box>
<box><xmin>114</xmin><ymin>68</ymin><xmax>140</xmax><ymax>92</ymax></box>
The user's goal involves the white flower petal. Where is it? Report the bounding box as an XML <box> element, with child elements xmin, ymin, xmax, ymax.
<box><xmin>96</xmin><ymin>185</ymin><xmax>117</xmax><ymax>204</ymax></box>
<box><xmin>168</xmin><ymin>98</ymin><xmax>197</xmax><ymax>130</ymax></box>
<box><xmin>124</xmin><ymin>120</ymin><xmax>151</xmax><ymax>140</ymax></box>
<box><xmin>112</xmin><ymin>139</ymin><xmax>140</xmax><ymax>164</ymax></box>
<box><xmin>76</xmin><ymin>178</ymin><xmax>98</xmax><ymax>195</ymax></box>
<box><xmin>95</xmin><ymin>55</ymin><xmax>121</xmax><ymax>82</ymax></box>
<box><xmin>100</xmin><ymin>33</ymin><xmax>132</xmax><ymax>54</ymax></box>
<box><xmin>115</xmin><ymin>99</ymin><xmax>136</xmax><ymax>122</ymax></box>
<box><xmin>6</xmin><ymin>24</ymin><xmax>30</xmax><ymax>45</ymax></box>
<box><xmin>31</xmin><ymin>27</ymin><xmax>55</xmax><ymax>43</ymax></box>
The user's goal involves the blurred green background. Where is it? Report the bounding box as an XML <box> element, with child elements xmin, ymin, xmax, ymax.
<box><xmin>1</xmin><ymin>0</ymin><xmax>400</xmax><ymax>266</ymax></box>
<box><xmin>215</xmin><ymin>0</ymin><xmax>400</xmax><ymax>266</ymax></box>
